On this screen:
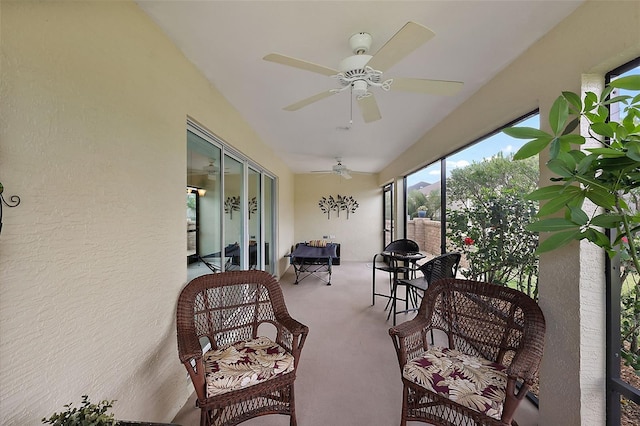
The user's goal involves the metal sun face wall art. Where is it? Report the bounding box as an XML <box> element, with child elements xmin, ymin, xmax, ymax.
<box><xmin>318</xmin><ymin>195</ymin><xmax>359</xmax><ymax>219</ymax></box>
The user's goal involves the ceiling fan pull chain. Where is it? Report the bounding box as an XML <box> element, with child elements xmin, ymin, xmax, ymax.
<box><xmin>350</xmin><ymin>86</ymin><xmax>353</xmax><ymax>126</ymax></box>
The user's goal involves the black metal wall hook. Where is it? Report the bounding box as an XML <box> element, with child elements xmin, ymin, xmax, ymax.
<box><xmin>0</xmin><ymin>182</ymin><xmax>21</xmax><ymax>235</ymax></box>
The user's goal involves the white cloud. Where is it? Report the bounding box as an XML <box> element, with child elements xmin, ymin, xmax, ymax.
<box><xmin>502</xmin><ymin>145</ymin><xmax>514</xmax><ymax>153</ymax></box>
<box><xmin>447</xmin><ymin>159</ymin><xmax>470</xmax><ymax>169</ymax></box>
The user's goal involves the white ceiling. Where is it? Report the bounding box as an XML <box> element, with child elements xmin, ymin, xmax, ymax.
<box><xmin>137</xmin><ymin>0</ymin><xmax>583</xmax><ymax>175</ymax></box>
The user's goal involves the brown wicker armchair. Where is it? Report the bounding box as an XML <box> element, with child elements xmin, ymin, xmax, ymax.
<box><xmin>389</xmin><ymin>278</ymin><xmax>545</xmax><ymax>426</ymax></box>
<box><xmin>176</xmin><ymin>271</ymin><xmax>309</xmax><ymax>426</ymax></box>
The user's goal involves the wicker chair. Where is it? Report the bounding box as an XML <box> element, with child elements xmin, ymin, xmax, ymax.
<box><xmin>176</xmin><ymin>271</ymin><xmax>309</xmax><ymax>426</ymax></box>
<box><xmin>389</xmin><ymin>278</ymin><xmax>545</xmax><ymax>426</ymax></box>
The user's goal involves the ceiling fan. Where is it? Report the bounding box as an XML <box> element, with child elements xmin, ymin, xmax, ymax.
<box><xmin>311</xmin><ymin>158</ymin><xmax>365</xmax><ymax>179</ymax></box>
<box><xmin>188</xmin><ymin>159</ymin><xmax>219</xmax><ymax>180</ymax></box>
<box><xmin>263</xmin><ymin>21</ymin><xmax>463</xmax><ymax>123</ymax></box>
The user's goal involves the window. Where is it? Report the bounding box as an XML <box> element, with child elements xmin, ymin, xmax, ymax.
<box><xmin>606</xmin><ymin>58</ymin><xmax>640</xmax><ymax>426</ymax></box>
<box><xmin>382</xmin><ymin>183</ymin><xmax>393</xmax><ymax>248</ymax></box>
<box><xmin>405</xmin><ymin>115</ymin><xmax>540</xmax><ymax>298</ymax></box>
<box><xmin>187</xmin><ymin>122</ymin><xmax>277</xmax><ymax>278</ymax></box>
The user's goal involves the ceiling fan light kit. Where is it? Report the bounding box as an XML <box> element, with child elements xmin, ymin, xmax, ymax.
<box><xmin>263</xmin><ymin>21</ymin><xmax>463</xmax><ymax>123</ymax></box>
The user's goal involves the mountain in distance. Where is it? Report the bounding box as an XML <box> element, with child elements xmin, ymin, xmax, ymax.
<box><xmin>408</xmin><ymin>181</ymin><xmax>431</xmax><ymax>192</ymax></box>
<box><xmin>408</xmin><ymin>181</ymin><xmax>441</xmax><ymax>195</ymax></box>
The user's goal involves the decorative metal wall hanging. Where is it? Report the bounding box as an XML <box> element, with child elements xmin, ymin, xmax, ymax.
<box><xmin>224</xmin><ymin>196</ymin><xmax>240</xmax><ymax>219</ymax></box>
<box><xmin>318</xmin><ymin>194</ymin><xmax>359</xmax><ymax>219</ymax></box>
<box><xmin>248</xmin><ymin>197</ymin><xmax>257</xmax><ymax>220</ymax></box>
<box><xmin>0</xmin><ymin>182</ymin><xmax>21</xmax><ymax>235</ymax></box>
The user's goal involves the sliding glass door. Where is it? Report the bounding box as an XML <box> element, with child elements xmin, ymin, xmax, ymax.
<box><xmin>187</xmin><ymin>123</ymin><xmax>277</xmax><ymax>276</ymax></box>
<box><xmin>248</xmin><ymin>166</ymin><xmax>261</xmax><ymax>269</ymax></box>
<box><xmin>223</xmin><ymin>154</ymin><xmax>244</xmax><ymax>269</ymax></box>
<box><xmin>264</xmin><ymin>175</ymin><xmax>276</xmax><ymax>274</ymax></box>
<box><xmin>187</xmin><ymin>130</ymin><xmax>222</xmax><ymax>266</ymax></box>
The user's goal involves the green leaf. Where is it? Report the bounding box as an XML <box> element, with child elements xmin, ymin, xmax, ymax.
<box><xmin>598</xmin><ymin>156</ymin><xmax>638</xmax><ymax>171</ymax></box>
<box><xmin>584</xmin><ymin>92</ymin><xmax>597</xmax><ymax>112</ymax></box>
<box><xmin>576</xmin><ymin>153</ymin><xmax>597</xmax><ymax>174</ymax></box>
<box><xmin>584</xmin><ymin>228</ymin><xmax>612</xmax><ymax>249</ymax></box>
<box><xmin>626</xmin><ymin>141</ymin><xmax>640</xmax><ymax>161</ymax></box>
<box><xmin>537</xmin><ymin>191</ymin><xmax>582</xmax><ymax>216</ymax></box>
<box><xmin>562</xmin><ymin>117</ymin><xmax>580</xmax><ymax>135</ymax></box>
<box><xmin>549</xmin><ymin>138</ymin><xmax>561</xmax><ymax>159</ymax></box>
<box><xmin>558</xmin><ymin>150</ymin><xmax>577</xmax><ymax>170</ymax></box>
<box><xmin>590</xmin><ymin>213</ymin><xmax>624</xmax><ymax>227</ymax></box>
<box><xmin>591</xmin><ymin>122</ymin><xmax>615</xmax><ymax>138</ymax></box>
<box><xmin>526</xmin><ymin>185</ymin><xmax>569</xmax><ymax>200</ymax></box>
<box><xmin>610</xmin><ymin>75</ymin><xmax>640</xmax><ymax>90</ymax></box>
<box><xmin>603</xmin><ymin>94</ymin><xmax>632</xmax><ymax>106</ymax></box>
<box><xmin>559</xmin><ymin>133</ymin><xmax>585</xmax><ymax>146</ymax></box>
<box><xmin>596</xmin><ymin>104</ymin><xmax>610</xmax><ymax>122</ymax></box>
<box><xmin>547</xmin><ymin>158</ymin><xmax>574</xmax><ymax>177</ymax></box>
<box><xmin>535</xmin><ymin>229</ymin><xmax>582</xmax><ymax>254</ymax></box>
<box><xmin>526</xmin><ymin>218</ymin><xmax>580</xmax><ymax>232</ymax></box>
<box><xmin>569</xmin><ymin>206</ymin><xmax>589</xmax><ymax>225</ymax></box>
<box><xmin>513</xmin><ymin>136</ymin><xmax>554</xmax><ymax>160</ymax></box>
<box><xmin>620</xmin><ymin>116</ymin><xmax>633</xmax><ymax>136</ymax></box>
<box><xmin>568</xmin><ymin>149</ymin><xmax>587</xmax><ymax>164</ymax></box>
<box><xmin>600</xmin><ymin>86</ymin><xmax>614</xmax><ymax>102</ymax></box>
<box><xmin>562</xmin><ymin>91</ymin><xmax>582</xmax><ymax>112</ymax></box>
<box><xmin>585</xmin><ymin>147</ymin><xmax>626</xmax><ymax>157</ymax></box>
<box><xmin>549</xmin><ymin>96</ymin><xmax>569</xmax><ymax>135</ymax></box>
<box><xmin>502</xmin><ymin>127</ymin><xmax>550</xmax><ymax>139</ymax></box>
<box><xmin>584</xmin><ymin>187</ymin><xmax>616</xmax><ymax>209</ymax></box>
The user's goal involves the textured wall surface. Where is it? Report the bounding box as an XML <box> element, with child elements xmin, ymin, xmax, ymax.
<box><xmin>0</xmin><ymin>1</ymin><xmax>293</xmax><ymax>424</ymax></box>
<box><xmin>293</xmin><ymin>173</ymin><xmax>381</xmax><ymax>262</ymax></box>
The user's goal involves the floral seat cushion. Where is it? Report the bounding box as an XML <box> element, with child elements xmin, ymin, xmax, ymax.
<box><xmin>403</xmin><ymin>346</ymin><xmax>507</xmax><ymax>420</ymax></box>
<box><xmin>204</xmin><ymin>336</ymin><xmax>295</xmax><ymax>397</ymax></box>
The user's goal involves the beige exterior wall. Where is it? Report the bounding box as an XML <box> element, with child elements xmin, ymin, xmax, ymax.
<box><xmin>293</xmin><ymin>173</ymin><xmax>381</xmax><ymax>262</ymax></box>
<box><xmin>0</xmin><ymin>1</ymin><xmax>294</xmax><ymax>424</ymax></box>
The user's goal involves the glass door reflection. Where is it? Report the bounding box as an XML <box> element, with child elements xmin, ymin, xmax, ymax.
<box><xmin>223</xmin><ymin>154</ymin><xmax>244</xmax><ymax>269</ymax></box>
<box><xmin>248</xmin><ymin>167</ymin><xmax>261</xmax><ymax>269</ymax></box>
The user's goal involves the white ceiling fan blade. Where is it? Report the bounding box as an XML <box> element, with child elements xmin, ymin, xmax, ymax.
<box><xmin>391</xmin><ymin>78</ymin><xmax>463</xmax><ymax>96</ymax></box>
<box><xmin>340</xmin><ymin>170</ymin><xmax>353</xmax><ymax>179</ymax></box>
<box><xmin>263</xmin><ymin>53</ymin><xmax>338</xmax><ymax>76</ymax></box>
<box><xmin>283</xmin><ymin>90</ymin><xmax>336</xmax><ymax>111</ymax></box>
<box><xmin>366</xmin><ymin>21</ymin><xmax>435</xmax><ymax>72</ymax></box>
<box><xmin>357</xmin><ymin>94</ymin><xmax>382</xmax><ymax>123</ymax></box>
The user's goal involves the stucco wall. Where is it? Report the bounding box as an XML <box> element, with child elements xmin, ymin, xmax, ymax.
<box><xmin>0</xmin><ymin>1</ymin><xmax>294</xmax><ymax>424</ymax></box>
<box><xmin>293</xmin><ymin>173</ymin><xmax>381</xmax><ymax>262</ymax></box>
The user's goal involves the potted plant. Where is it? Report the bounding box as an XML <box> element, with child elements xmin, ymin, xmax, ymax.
<box><xmin>42</xmin><ymin>396</ymin><xmax>179</xmax><ymax>426</ymax></box>
<box><xmin>42</xmin><ymin>395</ymin><xmax>117</xmax><ymax>425</ymax></box>
<box><xmin>417</xmin><ymin>205</ymin><xmax>428</xmax><ymax>218</ymax></box>
<box><xmin>503</xmin><ymin>74</ymin><xmax>640</xmax><ymax>273</ymax></box>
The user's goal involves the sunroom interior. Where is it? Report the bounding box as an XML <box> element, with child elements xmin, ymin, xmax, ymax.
<box><xmin>1</xmin><ymin>1</ymin><xmax>640</xmax><ymax>425</ymax></box>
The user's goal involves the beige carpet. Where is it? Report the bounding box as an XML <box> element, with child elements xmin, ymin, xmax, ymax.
<box><xmin>173</xmin><ymin>262</ymin><xmax>538</xmax><ymax>426</ymax></box>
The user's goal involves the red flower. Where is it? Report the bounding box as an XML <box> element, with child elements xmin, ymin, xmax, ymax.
<box><xmin>463</xmin><ymin>237</ymin><xmax>475</xmax><ymax>246</ymax></box>
<box><xmin>622</xmin><ymin>236</ymin><xmax>629</xmax><ymax>243</ymax></box>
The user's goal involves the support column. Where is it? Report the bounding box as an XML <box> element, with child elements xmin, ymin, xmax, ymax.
<box><xmin>538</xmin><ymin>74</ymin><xmax>607</xmax><ymax>425</ymax></box>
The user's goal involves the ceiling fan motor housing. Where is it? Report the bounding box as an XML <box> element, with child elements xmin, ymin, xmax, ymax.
<box><xmin>349</xmin><ymin>32</ymin><xmax>372</xmax><ymax>54</ymax></box>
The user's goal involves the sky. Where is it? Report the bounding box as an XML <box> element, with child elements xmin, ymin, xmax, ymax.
<box><xmin>407</xmin><ymin>114</ymin><xmax>539</xmax><ymax>186</ymax></box>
